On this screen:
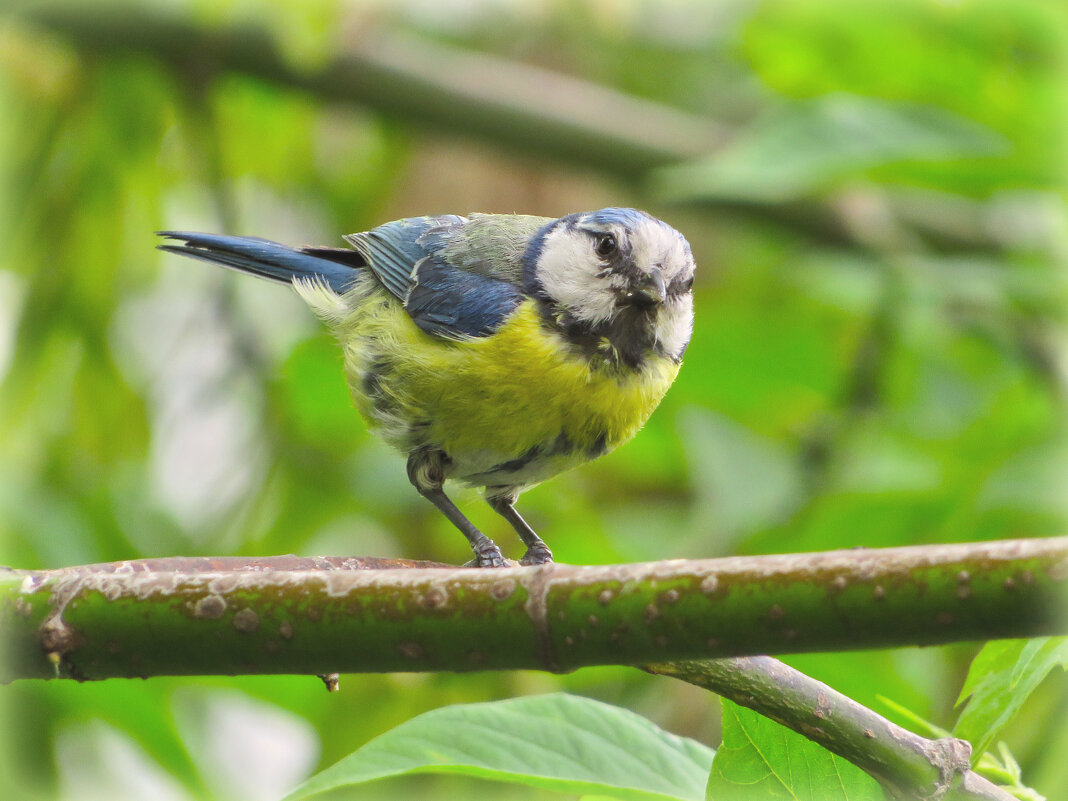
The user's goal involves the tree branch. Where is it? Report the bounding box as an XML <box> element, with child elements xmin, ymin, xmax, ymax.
<box><xmin>20</xmin><ymin>3</ymin><xmax>721</xmax><ymax>174</ymax></box>
<box><xmin>647</xmin><ymin>657</ymin><xmax>1014</xmax><ymax>801</ymax></box>
<box><xmin>2</xmin><ymin>543</ymin><xmax>1059</xmax><ymax>800</ymax></box>
<box><xmin>17</xmin><ymin>3</ymin><xmax>1016</xmax><ymax>255</ymax></box>
<box><xmin>1</xmin><ymin>538</ymin><xmax>1064</xmax><ymax>682</ymax></box>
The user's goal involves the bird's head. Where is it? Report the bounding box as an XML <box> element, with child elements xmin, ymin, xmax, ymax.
<box><xmin>525</xmin><ymin>208</ymin><xmax>695</xmax><ymax>365</ymax></box>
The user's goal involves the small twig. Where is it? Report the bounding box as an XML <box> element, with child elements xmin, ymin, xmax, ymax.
<box><xmin>317</xmin><ymin>672</ymin><xmax>341</xmax><ymax>692</ymax></box>
<box><xmin>646</xmin><ymin>657</ymin><xmax>1014</xmax><ymax>801</ymax></box>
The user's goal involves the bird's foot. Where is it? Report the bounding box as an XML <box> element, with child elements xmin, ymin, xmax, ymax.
<box><xmin>465</xmin><ymin>539</ymin><xmax>508</xmax><ymax>568</ymax></box>
<box><xmin>519</xmin><ymin>543</ymin><xmax>554</xmax><ymax>566</ymax></box>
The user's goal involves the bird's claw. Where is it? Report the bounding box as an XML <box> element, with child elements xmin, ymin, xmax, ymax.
<box><xmin>466</xmin><ymin>540</ymin><xmax>508</xmax><ymax>568</ymax></box>
<box><xmin>519</xmin><ymin>543</ymin><xmax>554</xmax><ymax>566</ymax></box>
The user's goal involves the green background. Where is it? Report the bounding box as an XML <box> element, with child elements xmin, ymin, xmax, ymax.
<box><xmin>1</xmin><ymin>0</ymin><xmax>1066</xmax><ymax>798</ymax></box>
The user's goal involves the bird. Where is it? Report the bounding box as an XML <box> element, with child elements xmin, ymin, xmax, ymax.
<box><xmin>158</xmin><ymin>208</ymin><xmax>695</xmax><ymax>567</ymax></box>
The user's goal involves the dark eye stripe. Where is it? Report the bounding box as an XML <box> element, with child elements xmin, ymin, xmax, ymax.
<box><xmin>668</xmin><ymin>275</ymin><xmax>694</xmax><ymax>296</ymax></box>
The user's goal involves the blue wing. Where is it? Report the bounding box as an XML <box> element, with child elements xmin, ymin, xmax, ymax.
<box><xmin>346</xmin><ymin>216</ymin><xmax>525</xmax><ymax>340</ymax></box>
<box><xmin>160</xmin><ymin>216</ymin><xmax>527</xmax><ymax>341</ymax></box>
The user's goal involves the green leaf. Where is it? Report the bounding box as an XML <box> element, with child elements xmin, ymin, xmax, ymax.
<box><xmin>285</xmin><ymin>693</ymin><xmax>714</xmax><ymax>801</ymax></box>
<box><xmin>954</xmin><ymin>637</ymin><xmax>1068</xmax><ymax>759</ymax></box>
<box><xmin>706</xmin><ymin>700</ymin><xmax>881</xmax><ymax>801</ymax></box>
<box><xmin>656</xmin><ymin>93</ymin><xmax>1003</xmax><ymax>204</ymax></box>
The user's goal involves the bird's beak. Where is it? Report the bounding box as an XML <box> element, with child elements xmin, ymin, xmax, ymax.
<box><xmin>625</xmin><ymin>268</ymin><xmax>667</xmax><ymax>308</ymax></box>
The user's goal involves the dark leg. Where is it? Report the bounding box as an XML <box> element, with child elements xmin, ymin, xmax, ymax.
<box><xmin>407</xmin><ymin>450</ymin><xmax>506</xmax><ymax>568</ymax></box>
<box><xmin>486</xmin><ymin>489</ymin><xmax>554</xmax><ymax>566</ymax></box>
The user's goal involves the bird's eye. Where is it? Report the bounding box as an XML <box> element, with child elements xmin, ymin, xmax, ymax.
<box><xmin>594</xmin><ymin>234</ymin><xmax>617</xmax><ymax>259</ymax></box>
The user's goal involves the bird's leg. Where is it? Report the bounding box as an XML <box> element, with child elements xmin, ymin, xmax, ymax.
<box><xmin>486</xmin><ymin>490</ymin><xmax>554</xmax><ymax>566</ymax></box>
<box><xmin>407</xmin><ymin>450</ymin><xmax>506</xmax><ymax>568</ymax></box>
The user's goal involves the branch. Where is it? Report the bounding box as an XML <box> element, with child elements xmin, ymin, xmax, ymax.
<box><xmin>20</xmin><ymin>3</ymin><xmax>721</xmax><ymax>174</ymax></box>
<box><xmin>18</xmin><ymin>3</ymin><xmax>1013</xmax><ymax>255</ymax></box>
<box><xmin>647</xmin><ymin>657</ymin><xmax>1014</xmax><ymax>801</ymax></box>
<box><xmin>1</xmin><ymin>538</ymin><xmax>1064</xmax><ymax>682</ymax></box>
<box><xmin>2</xmin><ymin>545</ymin><xmax>1057</xmax><ymax>800</ymax></box>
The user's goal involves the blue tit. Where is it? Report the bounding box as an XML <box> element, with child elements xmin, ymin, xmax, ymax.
<box><xmin>159</xmin><ymin>208</ymin><xmax>695</xmax><ymax>567</ymax></box>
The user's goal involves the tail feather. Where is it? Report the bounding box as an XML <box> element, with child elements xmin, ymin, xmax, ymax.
<box><xmin>157</xmin><ymin>232</ymin><xmax>363</xmax><ymax>294</ymax></box>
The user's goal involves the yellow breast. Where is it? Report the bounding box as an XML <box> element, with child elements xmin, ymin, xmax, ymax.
<box><xmin>309</xmin><ymin>282</ymin><xmax>680</xmax><ymax>486</ymax></box>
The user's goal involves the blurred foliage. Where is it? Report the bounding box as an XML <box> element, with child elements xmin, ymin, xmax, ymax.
<box><xmin>0</xmin><ymin>0</ymin><xmax>1066</xmax><ymax>799</ymax></box>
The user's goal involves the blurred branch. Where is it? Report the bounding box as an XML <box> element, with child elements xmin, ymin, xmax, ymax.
<box><xmin>798</xmin><ymin>260</ymin><xmax>905</xmax><ymax>493</ymax></box>
<box><xmin>20</xmin><ymin>4</ymin><xmax>721</xmax><ymax>173</ymax></box>
<box><xmin>18</xmin><ymin>3</ymin><xmax>1014</xmax><ymax>255</ymax></box>
<box><xmin>648</xmin><ymin>657</ymin><xmax>1015</xmax><ymax>801</ymax></box>
<box><xmin>1</xmin><ymin>538</ymin><xmax>1064</xmax><ymax>682</ymax></box>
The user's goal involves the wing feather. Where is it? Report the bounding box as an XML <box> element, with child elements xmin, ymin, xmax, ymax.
<box><xmin>345</xmin><ymin>215</ymin><xmax>532</xmax><ymax>340</ymax></box>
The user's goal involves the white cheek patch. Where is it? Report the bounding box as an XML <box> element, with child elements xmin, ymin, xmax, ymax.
<box><xmin>536</xmin><ymin>214</ymin><xmax>696</xmax><ymax>348</ymax></box>
<box><xmin>536</xmin><ymin>225</ymin><xmax>619</xmax><ymax>325</ymax></box>
<box><xmin>655</xmin><ymin>293</ymin><xmax>694</xmax><ymax>360</ymax></box>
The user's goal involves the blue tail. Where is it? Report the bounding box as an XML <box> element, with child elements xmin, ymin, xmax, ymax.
<box><xmin>157</xmin><ymin>231</ymin><xmax>363</xmax><ymax>294</ymax></box>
